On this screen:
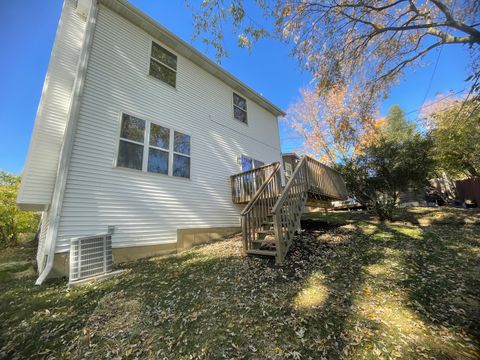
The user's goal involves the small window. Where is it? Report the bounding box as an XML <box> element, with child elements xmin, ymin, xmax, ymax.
<box><xmin>116</xmin><ymin>114</ymin><xmax>191</xmax><ymax>178</ymax></box>
<box><xmin>173</xmin><ymin>131</ymin><xmax>191</xmax><ymax>178</ymax></box>
<box><xmin>285</xmin><ymin>163</ymin><xmax>293</xmax><ymax>177</ymax></box>
<box><xmin>233</xmin><ymin>93</ymin><xmax>247</xmax><ymax>123</ymax></box>
<box><xmin>149</xmin><ymin>42</ymin><xmax>177</xmax><ymax>87</ymax></box>
<box><xmin>117</xmin><ymin>114</ymin><xmax>145</xmax><ymax>170</ymax></box>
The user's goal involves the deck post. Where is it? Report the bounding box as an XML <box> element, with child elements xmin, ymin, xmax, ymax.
<box><xmin>241</xmin><ymin>216</ymin><xmax>248</xmax><ymax>253</ymax></box>
<box><xmin>273</xmin><ymin>212</ymin><xmax>283</xmax><ymax>264</ymax></box>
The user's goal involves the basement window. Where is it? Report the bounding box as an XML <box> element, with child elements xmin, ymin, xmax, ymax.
<box><xmin>149</xmin><ymin>42</ymin><xmax>177</xmax><ymax>87</ymax></box>
<box><xmin>117</xmin><ymin>114</ymin><xmax>190</xmax><ymax>178</ymax></box>
<box><xmin>233</xmin><ymin>93</ymin><xmax>247</xmax><ymax>123</ymax></box>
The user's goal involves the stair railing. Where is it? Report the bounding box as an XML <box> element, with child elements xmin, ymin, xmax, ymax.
<box><xmin>240</xmin><ymin>162</ymin><xmax>282</xmax><ymax>252</ymax></box>
<box><xmin>271</xmin><ymin>157</ymin><xmax>309</xmax><ymax>264</ymax></box>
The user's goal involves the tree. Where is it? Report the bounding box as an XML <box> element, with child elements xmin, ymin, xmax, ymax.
<box><xmin>0</xmin><ymin>171</ymin><xmax>40</xmax><ymax>247</ymax></box>
<box><xmin>188</xmin><ymin>0</ymin><xmax>480</xmax><ymax>97</ymax></box>
<box><xmin>285</xmin><ymin>85</ymin><xmax>377</xmax><ymax>164</ymax></box>
<box><xmin>384</xmin><ymin>105</ymin><xmax>416</xmax><ymax>141</ymax></box>
<box><xmin>338</xmin><ymin>133</ymin><xmax>435</xmax><ymax>220</ymax></box>
<box><xmin>422</xmin><ymin>96</ymin><xmax>480</xmax><ymax>177</ymax></box>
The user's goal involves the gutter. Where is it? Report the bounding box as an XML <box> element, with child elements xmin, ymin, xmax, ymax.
<box><xmin>36</xmin><ymin>0</ymin><xmax>99</xmax><ymax>285</ymax></box>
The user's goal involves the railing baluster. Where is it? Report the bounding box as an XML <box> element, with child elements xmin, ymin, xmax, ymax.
<box><xmin>236</xmin><ymin>156</ymin><xmax>347</xmax><ymax>263</ymax></box>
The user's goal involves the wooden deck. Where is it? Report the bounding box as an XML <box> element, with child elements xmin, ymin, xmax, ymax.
<box><xmin>231</xmin><ymin>156</ymin><xmax>348</xmax><ymax>264</ymax></box>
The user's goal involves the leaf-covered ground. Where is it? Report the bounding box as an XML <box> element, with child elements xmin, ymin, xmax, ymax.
<box><xmin>1</xmin><ymin>208</ymin><xmax>479</xmax><ymax>359</ymax></box>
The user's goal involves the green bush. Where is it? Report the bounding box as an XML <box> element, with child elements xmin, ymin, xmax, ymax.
<box><xmin>0</xmin><ymin>171</ymin><xmax>40</xmax><ymax>248</ymax></box>
<box><xmin>337</xmin><ymin>133</ymin><xmax>435</xmax><ymax>221</ymax></box>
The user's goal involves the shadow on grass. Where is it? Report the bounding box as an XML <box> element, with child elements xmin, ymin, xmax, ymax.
<box><xmin>362</xmin><ymin>216</ymin><xmax>480</xmax><ymax>356</ymax></box>
<box><xmin>69</xmin><ymin>228</ymin><xmax>386</xmax><ymax>359</ymax></box>
<box><xmin>1</xmin><ymin>209</ymin><xmax>479</xmax><ymax>359</ymax></box>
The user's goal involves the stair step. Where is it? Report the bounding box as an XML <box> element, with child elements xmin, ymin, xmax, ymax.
<box><xmin>256</xmin><ymin>229</ymin><xmax>275</xmax><ymax>241</ymax></box>
<box><xmin>246</xmin><ymin>249</ymin><xmax>276</xmax><ymax>257</ymax></box>
<box><xmin>252</xmin><ymin>239</ymin><xmax>276</xmax><ymax>244</ymax></box>
<box><xmin>252</xmin><ymin>240</ymin><xmax>276</xmax><ymax>249</ymax></box>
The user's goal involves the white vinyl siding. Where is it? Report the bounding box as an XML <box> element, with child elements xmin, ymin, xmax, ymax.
<box><xmin>17</xmin><ymin>0</ymin><xmax>89</xmax><ymax>210</ymax></box>
<box><xmin>55</xmin><ymin>4</ymin><xmax>281</xmax><ymax>252</ymax></box>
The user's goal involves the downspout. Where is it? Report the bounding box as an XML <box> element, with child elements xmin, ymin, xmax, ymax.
<box><xmin>36</xmin><ymin>0</ymin><xmax>98</xmax><ymax>285</ymax></box>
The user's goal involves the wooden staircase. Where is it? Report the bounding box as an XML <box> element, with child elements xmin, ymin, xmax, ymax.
<box><xmin>232</xmin><ymin>156</ymin><xmax>348</xmax><ymax>264</ymax></box>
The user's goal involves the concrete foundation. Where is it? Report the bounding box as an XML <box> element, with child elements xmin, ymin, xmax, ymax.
<box><xmin>49</xmin><ymin>226</ymin><xmax>241</xmax><ymax>278</ymax></box>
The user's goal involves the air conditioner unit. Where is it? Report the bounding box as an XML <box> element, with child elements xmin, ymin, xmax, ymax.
<box><xmin>69</xmin><ymin>233</ymin><xmax>113</xmax><ymax>283</ymax></box>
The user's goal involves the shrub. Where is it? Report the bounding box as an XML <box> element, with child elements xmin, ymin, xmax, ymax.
<box><xmin>0</xmin><ymin>171</ymin><xmax>40</xmax><ymax>247</ymax></box>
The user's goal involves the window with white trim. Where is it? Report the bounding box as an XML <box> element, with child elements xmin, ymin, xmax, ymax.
<box><xmin>233</xmin><ymin>93</ymin><xmax>247</xmax><ymax>123</ymax></box>
<box><xmin>117</xmin><ymin>114</ymin><xmax>191</xmax><ymax>178</ymax></box>
<box><xmin>149</xmin><ymin>42</ymin><xmax>177</xmax><ymax>87</ymax></box>
<box><xmin>117</xmin><ymin>114</ymin><xmax>145</xmax><ymax>171</ymax></box>
<box><xmin>240</xmin><ymin>155</ymin><xmax>264</xmax><ymax>172</ymax></box>
<box><xmin>148</xmin><ymin>122</ymin><xmax>170</xmax><ymax>175</ymax></box>
<box><xmin>173</xmin><ymin>131</ymin><xmax>191</xmax><ymax>178</ymax></box>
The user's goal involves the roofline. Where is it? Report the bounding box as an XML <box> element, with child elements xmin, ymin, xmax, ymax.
<box><xmin>282</xmin><ymin>152</ymin><xmax>300</xmax><ymax>159</ymax></box>
<box><xmin>99</xmin><ymin>0</ymin><xmax>286</xmax><ymax>117</ymax></box>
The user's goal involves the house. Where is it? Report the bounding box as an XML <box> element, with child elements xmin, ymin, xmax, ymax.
<box><xmin>18</xmin><ymin>0</ymin><xmax>348</xmax><ymax>285</ymax></box>
<box><xmin>18</xmin><ymin>0</ymin><xmax>285</xmax><ymax>284</ymax></box>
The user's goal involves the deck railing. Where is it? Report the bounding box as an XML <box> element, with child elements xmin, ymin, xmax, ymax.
<box><xmin>233</xmin><ymin>156</ymin><xmax>348</xmax><ymax>264</ymax></box>
<box><xmin>272</xmin><ymin>156</ymin><xmax>348</xmax><ymax>263</ymax></box>
<box><xmin>305</xmin><ymin>157</ymin><xmax>348</xmax><ymax>200</ymax></box>
<box><xmin>240</xmin><ymin>163</ymin><xmax>282</xmax><ymax>251</ymax></box>
<box><xmin>230</xmin><ymin>162</ymin><xmax>280</xmax><ymax>204</ymax></box>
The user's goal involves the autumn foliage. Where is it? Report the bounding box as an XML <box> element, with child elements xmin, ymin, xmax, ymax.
<box><xmin>285</xmin><ymin>85</ymin><xmax>378</xmax><ymax>164</ymax></box>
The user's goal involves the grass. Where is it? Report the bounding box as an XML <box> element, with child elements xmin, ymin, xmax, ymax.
<box><xmin>0</xmin><ymin>207</ymin><xmax>479</xmax><ymax>359</ymax></box>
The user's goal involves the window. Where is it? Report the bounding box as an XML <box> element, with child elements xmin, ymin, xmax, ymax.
<box><xmin>240</xmin><ymin>155</ymin><xmax>264</xmax><ymax>172</ymax></box>
<box><xmin>117</xmin><ymin>114</ymin><xmax>145</xmax><ymax>170</ymax></box>
<box><xmin>149</xmin><ymin>42</ymin><xmax>177</xmax><ymax>87</ymax></box>
<box><xmin>233</xmin><ymin>93</ymin><xmax>247</xmax><ymax>123</ymax></box>
<box><xmin>117</xmin><ymin>114</ymin><xmax>191</xmax><ymax>178</ymax></box>
<box><xmin>285</xmin><ymin>163</ymin><xmax>293</xmax><ymax>177</ymax></box>
<box><xmin>173</xmin><ymin>131</ymin><xmax>191</xmax><ymax>178</ymax></box>
<box><xmin>148</xmin><ymin>123</ymin><xmax>170</xmax><ymax>175</ymax></box>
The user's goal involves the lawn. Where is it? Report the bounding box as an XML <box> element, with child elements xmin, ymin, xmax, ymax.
<box><xmin>1</xmin><ymin>208</ymin><xmax>479</xmax><ymax>359</ymax></box>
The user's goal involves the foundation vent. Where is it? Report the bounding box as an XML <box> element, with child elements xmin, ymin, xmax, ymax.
<box><xmin>69</xmin><ymin>234</ymin><xmax>112</xmax><ymax>283</ymax></box>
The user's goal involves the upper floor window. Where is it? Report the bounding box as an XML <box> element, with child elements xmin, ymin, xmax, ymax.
<box><xmin>233</xmin><ymin>93</ymin><xmax>247</xmax><ymax>123</ymax></box>
<box><xmin>117</xmin><ymin>114</ymin><xmax>190</xmax><ymax>178</ymax></box>
<box><xmin>149</xmin><ymin>42</ymin><xmax>177</xmax><ymax>87</ymax></box>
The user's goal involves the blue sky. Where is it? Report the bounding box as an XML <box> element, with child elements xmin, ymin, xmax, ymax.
<box><xmin>0</xmin><ymin>1</ymin><xmax>472</xmax><ymax>174</ymax></box>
